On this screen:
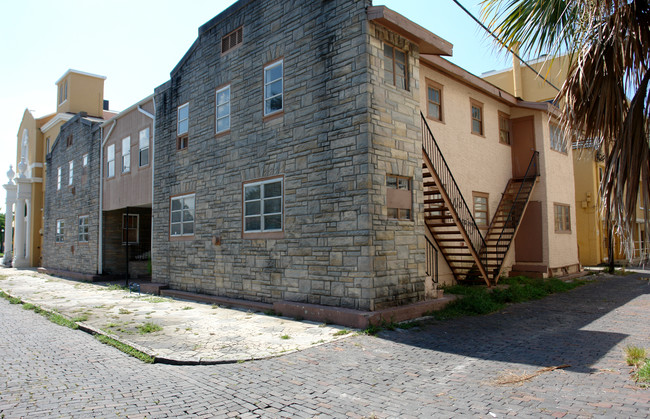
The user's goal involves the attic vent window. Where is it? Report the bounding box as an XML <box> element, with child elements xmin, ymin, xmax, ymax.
<box><xmin>222</xmin><ymin>27</ymin><xmax>243</xmax><ymax>54</ymax></box>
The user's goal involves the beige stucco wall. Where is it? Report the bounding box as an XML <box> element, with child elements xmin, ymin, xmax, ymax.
<box><xmin>102</xmin><ymin>99</ymin><xmax>154</xmax><ymax>211</ymax></box>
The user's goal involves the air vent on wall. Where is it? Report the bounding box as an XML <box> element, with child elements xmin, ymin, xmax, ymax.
<box><xmin>222</xmin><ymin>27</ymin><xmax>243</xmax><ymax>54</ymax></box>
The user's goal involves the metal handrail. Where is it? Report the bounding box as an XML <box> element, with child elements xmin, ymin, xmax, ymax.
<box><xmin>489</xmin><ymin>151</ymin><xmax>540</xmax><ymax>276</ymax></box>
<box><xmin>425</xmin><ymin>235</ymin><xmax>438</xmax><ymax>283</ymax></box>
<box><xmin>421</xmin><ymin>112</ymin><xmax>487</xmax><ymax>267</ymax></box>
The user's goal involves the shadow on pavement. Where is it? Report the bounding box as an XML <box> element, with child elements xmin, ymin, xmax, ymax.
<box><xmin>376</xmin><ymin>274</ymin><xmax>650</xmax><ymax>373</ymax></box>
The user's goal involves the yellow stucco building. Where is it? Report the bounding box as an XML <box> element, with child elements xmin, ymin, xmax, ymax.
<box><xmin>6</xmin><ymin>70</ymin><xmax>110</xmax><ymax>267</ymax></box>
<box><xmin>483</xmin><ymin>54</ymin><xmax>647</xmax><ymax>266</ymax></box>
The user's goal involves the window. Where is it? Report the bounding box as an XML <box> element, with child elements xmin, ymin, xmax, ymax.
<box><xmin>78</xmin><ymin>215</ymin><xmax>89</xmax><ymax>242</ymax></box>
<box><xmin>122</xmin><ymin>214</ymin><xmax>139</xmax><ymax>244</ymax></box>
<box><xmin>244</xmin><ymin>178</ymin><xmax>283</xmax><ymax>232</ymax></box>
<box><xmin>58</xmin><ymin>80</ymin><xmax>67</xmax><ymax>105</ymax></box>
<box><xmin>427</xmin><ymin>82</ymin><xmax>443</xmax><ymax>121</ymax></box>
<box><xmin>177</xmin><ymin>103</ymin><xmax>189</xmax><ymax>149</ymax></box>
<box><xmin>264</xmin><ymin>60</ymin><xmax>283</xmax><ymax>116</ymax></box>
<box><xmin>82</xmin><ymin>154</ymin><xmax>89</xmax><ymax>175</ymax></box>
<box><xmin>216</xmin><ymin>85</ymin><xmax>231</xmax><ymax>133</ymax></box>
<box><xmin>471</xmin><ymin>100</ymin><xmax>483</xmax><ymax>135</ymax></box>
<box><xmin>56</xmin><ymin>219</ymin><xmax>65</xmax><ymax>243</ymax></box>
<box><xmin>170</xmin><ymin>194</ymin><xmax>195</xmax><ymax>237</ymax></box>
<box><xmin>554</xmin><ymin>204</ymin><xmax>571</xmax><ymax>232</ymax></box>
<box><xmin>222</xmin><ymin>26</ymin><xmax>243</xmax><ymax>54</ymax></box>
<box><xmin>121</xmin><ymin>137</ymin><xmax>131</xmax><ymax>173</ymax></box>
<box><xmin>107</xmin><ymin>144</ymin><xmax>115</xmax><ymax>178</ymax></box>
<box><xmin>66</xmin><ymin>134</ymin><xmax>73</xmax><ymax>148</ymax></box>
<box><xmin>499</xmin><ymin>112</ymin><xmax>511</xmax><ymax>145</ymax></box>
<box><xmin>386</xmin><ymin>175</ymin><xmax>412</xmax><ymax>220</ymax></box>
<box><xmin>68</xmin><ymin>161</ymin><xmax>74</xmax><ymax>186</ymax></box>
<box><xmin>57</xmin><ymin>166</ymin><xmax>62</xmax><ymax>190</ymax></box>
<box><xmin>383</xmin><ymin>44</ymin><xmax>408</xmax><ymax>90</ymax></box>
<box><xmin>473</xmin><ymin>192</ymin><xmax>489</xmax><ymax>227</ymax></box>
<box><xmin>550</xmin><ymin>123</ymin><xmax>567</xmax><ymax>153</ymax></box>
<box><xmin>139</xmin><ymin>128</ymin><xmax>150</xmax><ymax>166</ymax></box>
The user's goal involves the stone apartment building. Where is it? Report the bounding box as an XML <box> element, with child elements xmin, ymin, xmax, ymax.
<box><xmin>42</xmin><ymin>113</ymin><xmax>103</xmax><ymax>275</ymax></box>
<box><xmin>152</xmin><ymin>0</ymin><xmax>579</xmax><ymax>313</ymax></box>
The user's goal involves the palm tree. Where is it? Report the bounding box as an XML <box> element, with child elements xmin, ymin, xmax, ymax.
<box><xmin>481</xmin><ymin>0</ymin><xmax>650</xmax><ymax>267</ymax></box>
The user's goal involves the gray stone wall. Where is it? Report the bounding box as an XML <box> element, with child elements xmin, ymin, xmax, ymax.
<box><xmin>43</xmin><ymin>114</ymin><xmax>101</xmax><ymax>274</ymax></box>
<box><xmin>153</xmin><ymin>0</ymin><xmax>427</xmax><ymax>310</ymax></box>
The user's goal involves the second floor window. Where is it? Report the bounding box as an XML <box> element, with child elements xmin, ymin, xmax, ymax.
<box><xmin>471</xmin><ymin>101</ymin><xmax>484</xmax><ymax>135</ymax></box>
<box><xmin>68</xmin><ymin>161</ymin><xmax>74</xmax><ymax>186</ymax></box>
<box><xmin>107</xmin><ymin>144</ymin><xmax>115</xmax><ymax>178</ymax></box>
<box><xmin>139</xmin><ymin>128</ymin><xmax>150</xmax><ymax>166</ymax></box>
<box><xmin>216</xmin><ymin>85</ymin><xmax>231</xmax><ymax>133</ymax></box>
<box><xmin>384</xmin><ymin>44</ymin><xmax>408</xmax><ymax>90</ymax></box>
<box><xmin>57</xmin><ymin>166</ymin><xmax>62</xmax><ymax>190</ymax></box>
<box><xmin>56</xmin><ymin>219</ymin><xmax>65</xmax><ymax>243</ymax></box>
<box><xmin>550</xmin><ymin>123</ymin><xmax>567</xmax><ymax>153</ymax></box>
<box><xmin>499</xmin><ymin>113</ymin><xmax>511</xmax><ymax>145</ymax></box>
<box><xmin>177</xmin><ymin>103</ymin><xmax>189</xmax><ymax>150</ymax></box>
<box><xmin>264</xmin><ymin>60</ymin><xmax>283</xmax><ymax>116</ymax></box>
<box><xmin>427</xmin><ymin>84</ymin><xmax>442</xmax><ymax>121</ymax></box>
<box><xmin>122</xmin><ymin>137</ymin><xmax>131</xmax><ymax>173</ymax></box>
<box><xmin>170</xmin><ymin>194</ymin><xmax>195</xmax><ymax>237</ymax></box>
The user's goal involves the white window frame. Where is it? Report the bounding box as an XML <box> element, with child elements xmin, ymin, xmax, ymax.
<box><xmin>122</xmin><ymin>213</ymin><xmax>139</xmax><ymax>244</ymax></box>
<box><xmin>107</xmin><ymin>144</ymin><xmax>115</xmax><ymax>178</ymax></box>
<box><xmin>243</xmin><ymin>178</ymin><xmax>283</xmax><ymax>233</ymax></box>
<box><xmin>170</xmin><ymin>193</ymin><xmax>195</xmax><ymax>237</ymax></box>
<box><xmin>121</xmin><ymin>137</ymin><xmax>131</xmax><ymax>173</ymax></box>
<box><xmin>177</xmin><ymin>103</ymin><xmax>189</xmax><ymax>136</ymax></box>
<box><xmin>550</xmin><ymin>123</ymin><xmax>567</xmax><ymax>153</ymax></box>
<box><xmin>264</xmin><ymin>60</ymin><xmax>283</xmax><ymax>116</ymax></box>
<box><xmin>56</xmin><ymin>219</ymin><xmax>65</xmax><ymax>243</ymax></box>
<box><xmin>139</xmin><ymin>128</ymin><xmax>150</xmax><ymax>167</ymax></box>
<box><xmin>68</xmin><ymin>161</ymin><xmax>74</xmax><ymax>186</ymax></box>
<box><xmin>57</xmin><ymin>166</ymin><xmax>62</xmax><ymax>190</ymax></box>
<box><xmin>78</xmin><ymin>215</ymin><xmax>89</xmax><ymax>242</ymax></box>
<box><xmin>82</xmin><ymin>153</ymin><xmax>89</xmax><ymax>167</ymax></box>
<box><xmin>215</xmin><ymin>85</ymin><xmax>231</xmax><ymax>133</ymax></box>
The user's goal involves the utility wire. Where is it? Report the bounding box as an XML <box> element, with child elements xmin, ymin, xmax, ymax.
<box><xmin>451</xmin><ymin>0</ymin><xmax>561</xmax><ymax>93</ymax></box>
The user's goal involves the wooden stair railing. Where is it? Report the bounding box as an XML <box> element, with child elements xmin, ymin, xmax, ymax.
<box><xmin>421</xmin><ymin>113</ymin><xmax>489</xmax><ymax>285</ymax></box>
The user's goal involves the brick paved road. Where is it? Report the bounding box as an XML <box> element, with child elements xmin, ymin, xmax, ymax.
<box><xmin>1</xmin><ymin>274</ymin><xmax>649</xmax><ymax>418</ymax></box>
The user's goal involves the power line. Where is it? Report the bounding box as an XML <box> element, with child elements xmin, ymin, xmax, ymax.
<box><xmin>451</xmin><ymin>0</ymin><xmax>561</xmax><ymax>93</ymax></box>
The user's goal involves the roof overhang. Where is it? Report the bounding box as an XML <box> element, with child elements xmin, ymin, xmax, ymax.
<box><xmin>55</xmin><ymin>69</ymin><xmax>106</xmax><ymax>85</ymax></box>
<box><xmin>368</xmin><ymin>6</ymin><xmax>453</xmax><ymax>56</ymax></box>
<box><xmin>101</xmin><ymin>94</ymin><xmax>154</xmax><ymax>127</ymax></box>
<box><xmin>40</xmin><ymin>113</ymin><xmax>74</xmax><ymax>133</ymax></box>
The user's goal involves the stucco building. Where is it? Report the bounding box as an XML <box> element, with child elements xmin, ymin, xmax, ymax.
<box><xmin>151</xmin><ymin>0</ymin><xmax>580</xmax><ymax>314</ymax></box>
<box><xmin>483</xmin><ymin>54</ymin><xmax>647</xmax><ymax>265</ymax></box>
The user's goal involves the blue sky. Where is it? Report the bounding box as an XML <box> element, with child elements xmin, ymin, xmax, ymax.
<box><xmin>0</xmin><ymin>0</ymin><xmax>516</xmax><ymax>208</ymax></box>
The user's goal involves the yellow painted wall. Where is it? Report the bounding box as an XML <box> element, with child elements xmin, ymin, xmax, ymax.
<box><xmin>572</xmin><ymin>149</ymin><xmax>603</xmax><ymax>265</ymax></box>
<box><xmin>56</xmin><ymin>72</ymin><xmax>105</xmax><ymax>117</ymax></box>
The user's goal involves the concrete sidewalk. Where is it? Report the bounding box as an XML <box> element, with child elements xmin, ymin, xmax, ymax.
<box><xmin>0</xmin><ymin>266</ymin><xmax>353</xmax><ymax>364</ymax></box>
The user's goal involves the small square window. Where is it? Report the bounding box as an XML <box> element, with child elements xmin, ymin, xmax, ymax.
<box><xmin>221</xmin><ymin>27</ymin><xmax>243</xmax><ymax>54</ymax></box>
<box><xmin>244</xmin><ymin>178</ymin><xmax>283</xmax><ymax>233</ymax></box>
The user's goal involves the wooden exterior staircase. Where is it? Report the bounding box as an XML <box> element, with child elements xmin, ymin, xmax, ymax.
<box><xmin>421</xmin><ymin>113</ymin><xmax>539</xmax><ymax>286</ymax></box>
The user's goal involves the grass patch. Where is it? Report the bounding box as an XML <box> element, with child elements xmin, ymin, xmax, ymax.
<box><xmin>143</xmin><ymin>296</ymin><xmax>167</xmax><ymax>303</ymax></box>
<box><xmin>280</xmin><ymin>334</ymin><xmax>290</xmax><ymax>340</ymax></box>
<box><xmin>95</xmin><ymin>335</ymin><xmax>154</xmax><ymax>363</ymax></box>
<box><xmin>181</xmin><ymin>306</ymin><xmax>193</xmax><ymax>310</ymax></box>
<box><xmin>118</xmin><ymin>308</ymin><xmax>132</xmax><ymax>315</ymax></box>
<box><xmin>137</xmin><ymin>322</ymin><xmax>162</xmax><ymax>334</ymax></box>
<box><xmin>333</xmin><ymin>329</ymin><xmax>351</xmax><ymax>336</ymax></box>
<box><xmin>106</xmin><ymin>284</ymin><xmax>128</xmax><ymax>291</ymax></box>
<box><xmin>430</xmin><ymin>276</ymin><xmax>585</xmax><ymax>321</ymax></box>
<box><xmin>624</xmin><ymin>346</ymin><xmax>650</xmax><ymax>386</ymax></box>
<box><xmin>71</xmin><ymin>314</ymin><xmax>88</xmax><ymax>323</ymax></box>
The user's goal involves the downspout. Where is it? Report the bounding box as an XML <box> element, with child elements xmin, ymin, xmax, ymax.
<box><xmin>137</xmin><ymin>103</ymin><xmax>155</xmax><ymax>272</ymax></box>
<box><xmin>98</xmin><ymin>120</ymin><xmax>117</xmax><ymax>275</ymax></box>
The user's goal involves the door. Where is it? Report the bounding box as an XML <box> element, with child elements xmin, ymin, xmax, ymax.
<box><xmin>511</xmin><ymin>116</ymin><xmax>536</xmax><ymax>178</ymax></box>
